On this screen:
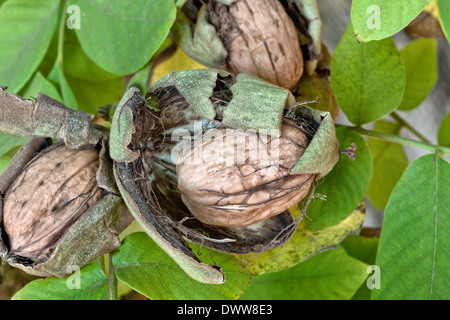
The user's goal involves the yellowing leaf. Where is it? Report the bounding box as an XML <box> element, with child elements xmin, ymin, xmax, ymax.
<box><xmin>425</xmin><ymin>0</ymin><xmax>439</xmax><ymax>18</ymax></box>
<box><xmin>398</xmin><ymin>39</ymin><xmax>438</xmax><ymax>111</ymax></box>
<box><xmin>239</xmin><ymin>203</ymin><xmax>365</xmax><ymax>276</ymax></box>
<box><xmin>438</xmin><ymin>112</ymin><xmax>450</xmax><ymax>147</ymax></box>
<box><xmin>240</xmin><ymin>247</ymin><xmax>368</xmax><ymax>300</ymax></box>
<box><xmin>150</xmin><ymin>47</ymin><xmax>207</xmax><ymax>85</ymax></box>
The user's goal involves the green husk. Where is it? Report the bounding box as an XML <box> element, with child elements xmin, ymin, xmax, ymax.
<box><xmin>0</xmin><ymin>88</ymin><xmax>107</xmax><ymax>149</ymax></box>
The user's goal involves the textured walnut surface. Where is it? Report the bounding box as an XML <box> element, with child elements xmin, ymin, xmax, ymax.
<box><xmin>177</xmin><ymin>119</ymin><xmax>314</xmax><ymax>227</ymax></box>
<box><xmin>210</xmin><ymin>0</ymin><xmax>304</xmax><ymax>89</ymax></box>
<box><xmin>3</xmin><ymin>145</ymin><xmax>102</xmax><ymax>263</ymax></box>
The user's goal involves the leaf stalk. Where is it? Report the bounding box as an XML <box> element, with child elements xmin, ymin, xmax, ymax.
<box><xmin>107</xmin><ymin>254</ymin><xmax>118</xmax><ymax>300</ymax></box>
<box><xmin>390</xmin><ymin>112</ymin><xmax>432</xmax><ymax>144</ymax></box>
<box><xmin>347</xmin><ymin>126</ymin><xmax>450</xmax><ymax>155</ymax></box>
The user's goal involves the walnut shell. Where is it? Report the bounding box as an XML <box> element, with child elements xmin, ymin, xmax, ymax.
<box><xmin>3</xmin><ymin>144</ymin><xmax>102</xmax><ymax>263</ymax></box>
<box><xmin>210</xmin><ymin>0</ymin><xmax>304</xmax><ymax>89</ymax></box>
<box><xmin>177</xmin><ymin>119</ymin><xmax>314</xmax><ymax>227</ymax></box>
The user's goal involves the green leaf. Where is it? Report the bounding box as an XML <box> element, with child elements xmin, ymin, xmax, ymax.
<box><xmin>351</xmin><ymin>0</ymin><xmax>432</xmax><ymax>42</ymax></box>
<box><xmin>47</xmin><ymin>62</ymin><xmax>78</xmax><ymax>110</ymax></box>
<box><xmin>398</xmin><ymin>39</ymin><xmax>438</xmax><ymax>111</ymax></box>
<box><xmin>366</xmin><ymin>120</ymin><xmax>409</xmax><ymax>209</ymax></box>
<box><xmin>112</xmin><ymin>232</ymin><xmax>251</xmax><ymax>300</ymax></box>
<box><xmin>36</xmin><ymin>31</ymin><xmax>58</xmax><ymax>77</ymax></box>
<box><xmin>341</xmin><ymin>234</ymin><xmax>379</xmax><ymax>300</ymax></box>
<box><xmin>12</xmin><ymin>264</ymin><xmax>107</xmax><ymax>300</ymax></box>
<box><xmin>341</xmin><ymin>235</ymin><xmax>379</xmax><ymax>266</ymax></box>
<box><xmin>0</xmin><ymin>145</ymin><xmax>21</xmax><ymax>174</ymax></box>
<box><xmin>437</xmin><ymin>0</ymin><xmax>450</xmax><ymax>41</ymax></box>
<box><xmin>60</xmin><ymin>30</ymin><xmax>124</xmax><ymax>114</ymax></box>
<box><xmin>240</xmin><ymin>203</ymin><xmax>365</xmax><ymax>275</ymax></box>
<box><xmin>302</xmin><ymin>127</ymin><xmax>373</xmax><ymax>230</ymax></box>
<box><xmin>65</xmin><ymin>75</ymin><xmax>124</xmax><ymax>115</ymax></box>
<box><xmin>330</xmin><ymin>23</ymin><xmax>405</xmax><ymax>125</ymax></box>
<box><xmin>20</xmin><ymin>71</ymin><xmax>63</xmax><ymax>102</ymax></box>
<box><xmin>239</xmin><ymin>247</ymin><xmax>368</xmax><ymax>300</ymax></box>
<box><xmin>437</xmin><ymin>112</ymin><xmax>450</xmax><ymax>147</ymax></box>
<box><xmin>69</xmin><ymin>0</ymin><xmax>176</xmax><ymax>75</ymax></box>
<box><xmin>0</xmin><ymin>131</ymin><xmax>29</xmax><ymax>157</ymax></box>
<box><xmin>373</xmin><ymin>154</ymin><xmax>450</xmax><ymax>300</ymax></box>
<box><xmin>126</xmin><ymin>62</ymin><xmax>152</xmax><ymax>93</ymax></box>
<box><xmin>0</xmin><ymin>0</ymin><xmax>60</xmax><ymax>93</ymax></box>
<box><xmin>63</xmin><ymin>29</ymin><xmax>121</xmax><ymax>82</ymax></box>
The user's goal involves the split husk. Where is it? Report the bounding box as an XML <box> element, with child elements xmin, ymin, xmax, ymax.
<box><xmin>172</xmin><ymin>0</ymin><xmax>323</xmax><ymax>88</ymax></box>
<box><xmin>0</xmin><ymin>89</ymin><xmax>133</xmax><ymax>278</ymax></box>
<box><xmin>110</xmin><ymin>69</ymin><xmax>339</xmax><ymax>284</ymax></box>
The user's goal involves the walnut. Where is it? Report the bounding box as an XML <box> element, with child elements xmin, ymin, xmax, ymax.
<box><xmin>177</xmin><ymin>119</ymin><xmax>314</xmax><ymax>227</ymax></box>
<box><xmin>3</xmin><ymin>145</ymin><xmax>102</xmax><ymax>263</ymax></box>
<box><xmin>209</xmin><ymin>0</ymin><xmax>304</xmax><ymax>89</ymax></box>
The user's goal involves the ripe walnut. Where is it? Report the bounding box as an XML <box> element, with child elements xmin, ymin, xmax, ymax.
<box><xmin>209</xmin><ymin>0</ymin><xmax>304</xmax><ymax>89</ymax></box>
<box><xmin>3</xmin><ymin>145</ymin><xmax>102</xmax><ymax>263</ymax></box>
<box><xmin>177</xmin><ymin>119</ymin><xmax>314</xmax><ymax>227</ymax></box>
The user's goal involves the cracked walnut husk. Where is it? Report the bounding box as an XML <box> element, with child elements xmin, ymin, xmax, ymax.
<box><xmin>172</xmin><ymin>0</ymin><xmax>323</xmax><ymax>89</ymax></box>
<box><xmin>109</xmin><ymin>69</ymin><xmax>339</xmax><ymax>284</ymax></box>
<box><xmin>0</xmin><ymin>89</ymin><xmax>133</xmax><ymax>278</ymax></box>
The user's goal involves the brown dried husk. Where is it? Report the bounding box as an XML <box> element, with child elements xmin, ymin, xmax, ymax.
<box><xmin>3</xmin><ymin>144</ymin><xmax>102</xmax><ymax>264</ymax></box>
<box><xmin>177</xmin><ymin>118</ymin><xmax>314</xmax><ymax>227</ymax></box>
<box><xmin>208</xmin><ymin>0</ymin><xmax>304</xmax><ymax>89</ymax></box>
